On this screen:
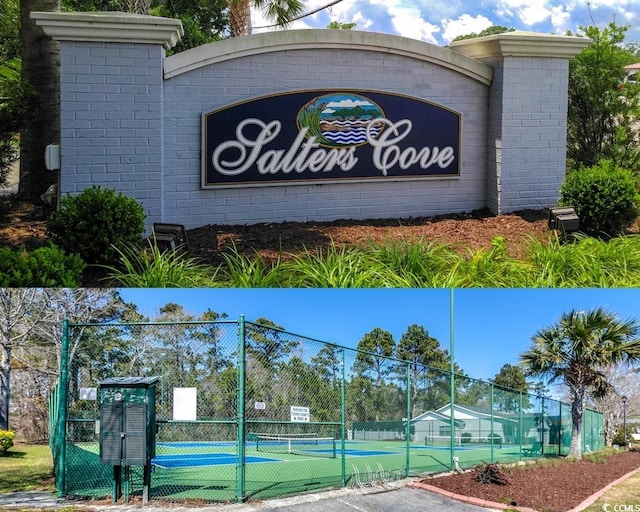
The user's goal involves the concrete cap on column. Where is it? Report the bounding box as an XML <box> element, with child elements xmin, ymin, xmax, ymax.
<box><xmin>451</xmin><ymin>31</ymin><xmax>591</xmax><ymax>60</ymax></box>
<box><xmin>31</xmin><ymin>11</ymin><xmax>183</xmax><ymax>50</ymax></box>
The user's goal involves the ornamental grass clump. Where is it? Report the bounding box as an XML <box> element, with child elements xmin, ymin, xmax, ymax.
<box><xmin>104</xmin><ymin>239</ymin><xmax>217</xmax><ymax>287</ymax></box>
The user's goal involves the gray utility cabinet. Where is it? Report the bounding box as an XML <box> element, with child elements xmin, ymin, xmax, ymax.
<box><xmin>98</xmin><ymin>377</ymin><xmax>159</xmax><ymax>503</ymax></box>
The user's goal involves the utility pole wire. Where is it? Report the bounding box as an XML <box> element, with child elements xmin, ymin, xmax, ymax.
<box><xmin>252</xmin><ymin>0</ymin><xmax>345</xmax><ymax>29</ymax></box>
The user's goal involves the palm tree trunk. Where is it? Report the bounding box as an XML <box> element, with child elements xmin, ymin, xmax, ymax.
<box><xmin>228</xmin><ymin>0</ymin><xmax>252</xmax><ymax>36</ymax></box>
<box><xmin>19</xmin><ymin>0</ymin><xmax>60</xmax><ymax>202</ymax></box>
<box><xmin>569</xmin><ymin>387</ymin><xmax>585</xmax><ymax>459</ymax></box>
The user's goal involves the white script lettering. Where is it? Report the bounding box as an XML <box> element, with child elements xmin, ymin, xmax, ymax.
<box><xmin>212</xmin><ymin>119</ymin><xmax>358</xmax><ymax>176</ymax></box>
<box><xmin>367</xmin><ymin>118</ymin><xmax>456</xmax><ymax>176</ymax></box>
<box><xmin>211</xmin><ymin>117</ymin><xmax>456</xmax><ymax>178</ymax></box>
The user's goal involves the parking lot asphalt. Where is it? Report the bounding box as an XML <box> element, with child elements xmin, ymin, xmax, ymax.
<box><xmin>0</xmin><ymin>480</ymin><xmax>496</xmax><ymax>512</ymax></box>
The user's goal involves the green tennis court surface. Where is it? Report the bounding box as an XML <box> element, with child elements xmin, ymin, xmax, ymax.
<box><xmin>63</xmin><ymin>438</ymin><xmax>522</xmax><ymax>502</ymax></box>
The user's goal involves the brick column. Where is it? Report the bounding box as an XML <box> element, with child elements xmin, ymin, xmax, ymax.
<box><xmin>452</xmin><ymin>32</ymin><xmax>589</xmax><ymax>214</ymax></box>
<box><xmin>31</xmin><ymin>12</ymin><xmax>182</xmax><ymax>223</ymax></box>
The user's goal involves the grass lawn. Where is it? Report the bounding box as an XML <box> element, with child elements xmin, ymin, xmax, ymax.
<box><xmin>582</xmin><ymin>466</ymin><xmax>640</xmax><ymax>512</ymax></box>
<box><xmin>0</xmin><ymin>443</ymin><xmax>54</xmax><ymax>493</ymax></box>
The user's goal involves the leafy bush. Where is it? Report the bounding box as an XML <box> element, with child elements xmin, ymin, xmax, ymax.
<box><xmin>559</xmin><ymin>160</ymin><xmax>640</xmax><ymax>237</ymax></box>
<box><xmin>0</xmin><ymin>244</ymin><xmax>85</xmax><ymax>286</ymax></box>
<box><xmin>0</xmin><ymin>58</ymin><xmax>38</xmax><ymax>189</ymax></box>
<box><xmin>47</xmin><ymin>186</ymin><xmax>146</xmax><ymax>264</ymax></box>
<box><xmin>461</xmin><ymin>432</ymin><xmax>472</xmax><ymax>444</ymax></box>
<box><xmin>0</xmin><ymin>430</ymin><xmax>15</xmax><ymax>455</ymax></box>
<box><xmin>612</xmin><ymin>425</ymin><xmax>633</xmax><ymax>447</ymax></box>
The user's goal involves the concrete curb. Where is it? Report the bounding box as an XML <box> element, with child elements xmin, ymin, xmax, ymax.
<box><xmin>566</xmin><ymin>465</ymin><xmax>640</xmax><ymax>512</ymax></box>
<box><xmin>409</xmin><ymin>465</ymin><xmax>640</xmax><ymax>512</ymax></box>
<box><xmin>407</xmin><ymin>481</ymin><xmax>538</xmax><ymax>512</ymax></box>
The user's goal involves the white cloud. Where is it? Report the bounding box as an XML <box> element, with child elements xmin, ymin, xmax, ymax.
<box><xmin>549</xmin><ymin>5</ymin><xmax>572</xmax><ymax>34</ymax></box>
<box><xmin>519</xmin><ymin>5</ymin><xmax>551</xmax><ymax>25</ymax></box>
<box><xmin>441</xmin><ymin>14</ymin><xmax>493</xmax><ymax>43</ymax></box>
<box><xmin>251</xmin><ymin>0</ymin><xmax>640</xmax><ymax>48</ymax></box>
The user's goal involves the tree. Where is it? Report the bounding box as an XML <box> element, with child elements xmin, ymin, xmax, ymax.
<box><xmin>310</xmin><ymin>344</ymin><xmax>342</xmax><ymax>386</ymax></box>
<box><xmin>0</xmin><ymin>0</ymin><xmax>21</xmax><ymax>62</ymax></box>
<box><xmin>490</xmin><ymin>363</ymin><xmax>530</xmax><ymax>412</ymax></box>
<box><xmin>353</xmin><ymin>328</ymin><xmax>394</xmax><ymax>385</ymax></box>
<box><xmin>228</xmin><ymin>0</ymin><xmax>304</xmax><ymax>37</ymax></box>
<box><xmin>327</xmin><ymin>21</ymin><xmax>355</xmax><ymax>30</ymax></box>
<box><xmin>567</xmin><ymin>23</ymin><xmax>640</xmax><ymax>171</ymax></box>
<box><xmin>396</xmin><ymin>324</ymin><xmax>449</xmax><ymax>417</ymax></box>
<box><xmin>148</xmin><ymin>0</ymin><xmax>227</xmax><ymax>53</ymax></box>
<box><xmin>451</xmin><ymin>25</ymin><xmax>514</xmax><ymax>43</ymax></box>
<box><xmin>61</xmin><ymin>0</ymin><xmax>227</xmax><ymax>52</ymax></box>
<box><xmin>0</xmin><ymin>289</ymin><xmax>49</xmax><ymax>430</ymax></box>
<box><xmin>19</xmin><ymin>0</ymin><xmax>60</xmax><ymax>201</ymax></box>
<box><xmin>588</xmin><ymin>365</ymin><xmax>640</xmax><ymax>446</ymax></box>
<box><xmin>520</xmin><ymin>308</ymin><xmax>640</xmax><ymax>459</ymax></box>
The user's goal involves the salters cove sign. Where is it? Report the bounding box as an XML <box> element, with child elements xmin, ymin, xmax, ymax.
<box><xmin>202</xmin><ymin>90</ymin><xmax>461</xmax><ymax>188</ymax></box>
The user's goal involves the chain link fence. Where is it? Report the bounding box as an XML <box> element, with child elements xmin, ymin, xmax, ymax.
<box><xmin>51</xmin><ymin>318</ymin><xmax>605</xmax><ymax>504</ymax></box>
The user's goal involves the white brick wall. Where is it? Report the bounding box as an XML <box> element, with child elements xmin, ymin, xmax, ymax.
<box><xmin>60</xmin><ymin>41</ymin><xmax>164</xmax><ymax>222</ymax></box>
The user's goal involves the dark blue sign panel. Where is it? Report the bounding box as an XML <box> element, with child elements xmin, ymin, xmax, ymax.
<box><xmin>202</xmin><ymin>90</ymin><xmax>460</xmax><ymax>187</ymax></box>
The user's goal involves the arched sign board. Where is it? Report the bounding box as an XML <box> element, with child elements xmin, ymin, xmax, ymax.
<box><xmin>202</xmin><ymin>90</ymin><xmax>461</xmax><ymax>188</ymax></box>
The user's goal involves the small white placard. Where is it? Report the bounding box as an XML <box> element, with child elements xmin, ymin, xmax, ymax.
<box><xmin>173</xmin><ymin>387</ymin><xmax>197</xmax><ymax>421</ymax></box>
<box><xmin>254</xmin><ymin>402</ymin><xmax>266</xmax><ymax>410</ymax></box>
<box><xmin>79</xmin><ymin>387</ymin><xmax>97</xmax><ymax>400</ymax></box>
<box><xmin>290</xmin><ymin>406</ymin><xmax>310</xmax><ymax>422</ymax></box>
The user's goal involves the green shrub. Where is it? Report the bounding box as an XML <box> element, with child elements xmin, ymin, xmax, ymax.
<box><xmin>0</xmin><ymin>430</ymin><xmax>15</xmax><ymax>455</ymax></box>
<box><xmin>46</xmin><ymin>186</ymin><xmax>146</xmax><ymax>264</ymax></box>
<box><xmin>559</xmin><ymin>160</ymin><xmax>640</xmax><ymax>237</ymax></box>
<box><xmin>612</xmin><ymin>425</ymin><xmax>633</xmax><ymax>447</ymax></box>
<box><xmin>0</xmin><ymin>244</ymin><xmax>85</xmax><ymax>287</ymax></box>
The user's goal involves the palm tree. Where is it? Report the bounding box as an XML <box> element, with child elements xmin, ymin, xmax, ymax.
<box><xmin>228</xmin><ymin>0</ymin><xmax>304</xmax><ymax>37</ymax></box>
<box><xmin>520</xmin><ymin>308</ymin><xmax>640</xmax><ymax>459</ymax></box>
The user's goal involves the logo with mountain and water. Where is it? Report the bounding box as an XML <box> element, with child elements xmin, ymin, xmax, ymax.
<box><xmin>296</xmin><ymin>93</ymin><xmax>385</xmax><ymax>148</ymax></box>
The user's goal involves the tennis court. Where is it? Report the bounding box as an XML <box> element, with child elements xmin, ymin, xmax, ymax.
<box><xmin>53</xmin><ymin>319</ymin><xmax>605</xmax><ymax>504</ymax></box>
<box><xmin>63</xmin><ymin>433</ymin><xmax>523</xmax><ymax>502</ymax></box>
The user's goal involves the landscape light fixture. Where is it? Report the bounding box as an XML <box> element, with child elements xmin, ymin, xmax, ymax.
<box><xmin>548</xmin><ymin>207</ymin><xmax>580</xmax><ymax>234</ymax></box>
<box><xmin>145</xmin><ymin>223</ymin><xmax>189</xmax><ymax>252</ymax></box>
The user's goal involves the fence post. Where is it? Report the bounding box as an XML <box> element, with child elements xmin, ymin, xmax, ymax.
<box><xmin>449</xmin><ymin>288</ymin><xmax>455</xmax><ymax>470</ymax></box>
<box><xmin>55</xmin><ymin>318</ymin><xmax>70</xmax><ymax>498</ymax></box>
<box><xmin>519</xmin><ymin>391</ymin><xmax>523</xmax><ymax>460</ymax></box>
<box><xmin>405</xmin><ymin>362</ymin><xmax>411</xmax><ymax>477</ymax></box>
<box><xmin>340</xmin><ymin>348</ymin><xmax>346</xmax><ymax>487</ymax></box>
<box><xmin>490</xmin><ymin>383</ymin><xmax>494</xmax><ymax>463</ymax></box>
<box><xmin>236</xmin><ymin>316</ymin><xmax>246</xmax><ymax>502</ymax></box>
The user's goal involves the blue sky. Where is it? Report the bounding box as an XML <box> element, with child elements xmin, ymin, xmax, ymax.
<box><xmin>118</xmin><ymin>288</ymin><xmax>640</xmax><ymax>387</ymax></box>
<box><xmin>251</xmin><ymin>0</ymin><xmax>640</xmax><ymax>47</ymax></box>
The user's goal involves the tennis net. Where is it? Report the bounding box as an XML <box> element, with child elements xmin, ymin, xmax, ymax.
<box><xmin>424</xmin><ymin>434</ymin><xmax>503</xmax><ymax>448</ymax></box>
<box><xmin>255</xmin><ymin>435</ymin><xmax>337</xmax><ymax>458</ymax></box>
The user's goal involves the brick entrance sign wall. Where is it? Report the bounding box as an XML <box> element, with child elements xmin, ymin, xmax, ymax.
<box><xmin>33</xmin><ymin>12</ymin><xmax>588</xmax><ymax>227</ymax></box>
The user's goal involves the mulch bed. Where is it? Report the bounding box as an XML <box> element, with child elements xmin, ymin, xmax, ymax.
<box><xmin>420</xmin><ymin>451</ymin><xmax>640</xmax><ymax>512</ymax></box>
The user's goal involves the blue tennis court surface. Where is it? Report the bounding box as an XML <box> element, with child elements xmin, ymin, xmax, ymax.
<box><xmin>153</xmin><ymin>453</ymin><xmax>279</xmax><ymax>468</ymax></box>
<box><xmin>157</xmin><ymin>441</ymin><xmax>236</xmax><ymax>449</ymax></box>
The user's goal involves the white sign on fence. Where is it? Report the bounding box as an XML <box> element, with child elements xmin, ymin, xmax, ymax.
<box><xmin>290</xmin><ymin>406</ymin><xmax>310</xmax><ymax>422</ymax></box>
<box><xmin>173</xmin><ymin>387</ymin><xmax>197</xmax><ymax>421</ymax></box>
